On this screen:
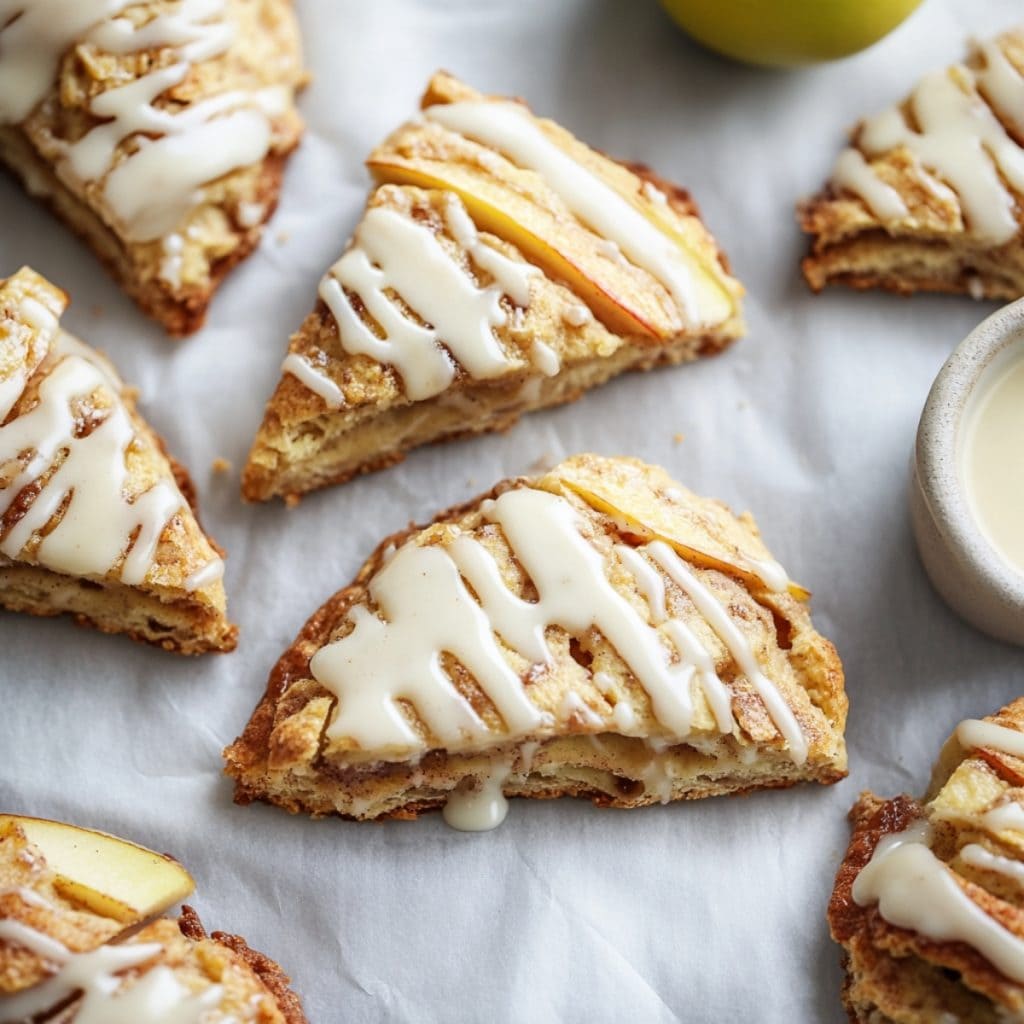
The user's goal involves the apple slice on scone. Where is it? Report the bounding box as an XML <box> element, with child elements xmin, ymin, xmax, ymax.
<box><xmin>801</xmin><ymin>28</ymin><xmax>1024</xmax><ymax>300</ymax></box>
<box><xmin>0</xmin><ymin>268</ymin><xmax>236</xmax><ymax>653</ymax></box>
<box><xmin>241</xmin><ymin>73</ymin><xmax>744</xmax><ymax>503</ymax></box>
<box><xmin>225</xmin><ymin>454</ymin><xmax>847</xmax><ymax>830</ymax></box>
<box><xmin>0</xmin><ymin>815</ymin><xmax>307</xmax><ymax>1022</ymax></box>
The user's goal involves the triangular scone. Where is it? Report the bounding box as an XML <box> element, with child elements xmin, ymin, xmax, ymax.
<box><xmin>829</xmin><ymin>699</ymin><xmax>1024</xmax><ymax>1023</ymax></box>
<box><xmin>0</xmin><ymin>1</ymin><xmax>304</xmax><ymax>335</ymax></box>
<box><xmin>801</xmin><ymin>28</ymin><xmax>1024</xmax><ymax>299</ymax></box>
<box><xmin>0</xmin><ymin>816</ymin><xmax>307</xmax><ymax>1022</ymax></box>
<box><xmin>241</xmin><ymin>73</ymin><xmax>744</xmax><ymax>503</ymax></box>
<box><xmin>0</xmin><ymin>268</ymin><xmax>236</xmax><ymax>653</ymax></box>
<box><xmin>225</xmin><ymin>454</ymin><xmax>847</xmax><ymax>829</ymax></box>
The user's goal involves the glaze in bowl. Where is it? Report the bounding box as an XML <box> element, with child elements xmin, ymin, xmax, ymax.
<box><xmin>910</xmin><ymin>298</ymin><xmax>1024</xmax><ymax>647</ymax></box>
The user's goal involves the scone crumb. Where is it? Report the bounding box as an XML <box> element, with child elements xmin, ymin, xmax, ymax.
<box><xmin>212</xmin><ymin>457</ymin><xmax>232</xmax><ymax>474</ymax></box>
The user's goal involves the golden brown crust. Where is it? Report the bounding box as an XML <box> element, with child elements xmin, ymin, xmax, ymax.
<box><xmin>829</xmin><ymin>698</ymin><xmax>1024</xmax><ymax>1023</ymax></box>
<box><xmin>0</xmin><ymin>1</ymin><xmax>305</xmax><ymax>335</ymax></box>
<box><xmin>800</xmin><ymin>29</ymin><xmax>1024</xmax><ymax>301</ymax></box>
<box><xmin>226</xmin><ymin>454</ymin><xmax>847</xmax><ymax>821</ymax></box>
<box><xmin>0</xmin><ymin>268</ymin><xmax>237</xmax><ymax>653</ymax></box>
<box><xmin>242</xmin><ymin>74</ymin><xmax>744</xmax><ymax>502</ymax></box>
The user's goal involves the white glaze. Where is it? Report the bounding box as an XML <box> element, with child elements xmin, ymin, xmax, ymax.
<box><xmin>310</xmin><ymin>487</ymin><xmax>803</xmax><ymax>762</ymax></box>
<box><xmin>559</xmin><ymin>691</ymin><xmax>603</xmax><ymax>727</ymax></box>
<box><xmin>853</xmin><ymin>820</ymin><xmax>1024</xmax><ymax>983</ymax></box>
<box><xmin>425</xmin><ymin>100</ymin><xmax>721</xmax><ymax>325</ymax></box>
<box><xmin>441</xmin><ymin>763</ymin><xmax>511</xmax><ymax>831</ymax></box>
<box><xmin>0</xmin><ymin>0</ymin><xmax>283</xmax><ymax>243</ymax></box>
<box><xmin>530</xmin><ymin>340</ymin><xmax>560</xmax><ymax>378</ymax></box>
<box><xmin>831</xmin><ymin>148</ymin><xmax>909</xmax><ymax>221</ymax></box>
<box><xmin>562</xmin><ymin>304</ymin><xmax>592</xmax><ymax>328</ymax></box>
<box><xmin>976</xmin><ymin>39</ymin><xmax>1024</xmax><ymax>137</ymax></box>
<box><xmin>957</xmin><ymin>718</ymin><xmax>1024</xmax><ymax>759</ymax></box>
<box><xmin>182</xmin><ymin>556</ymin><xmax>224</xmax><ymax>592</ymax></box>
<box><xmin>983</xmin><ymin>802</ymin><xmax>1024</xmax><ymax>832</ymax></box>
<box><xmin>962</xmin><ymin>358</ymin><xmax>1024</xmax><ymax>575</ymax></box>
<box><xmin>319</xmin><ymin>204</ymin><xmax>526</xmax><ymax>401</ymax></box>
<box><xmin>960</xmin><ymin>843</ymin><xmax>1024</xmax><ymax>886</ymax></box>
<box><xmin>0</xmin><ymin>330</ymin><xmax>185</xmax><ymax>585</ymax></box>
<box><xmin>281</xmin><ymin>353</ymin><xmax>345</xmax><ymax>409</ymax></box>
<box><xmin>836</xmin><ymin>53</ymin><xmax>1024</xmax><ymax>242</ymax></box>
<box><xmin>0</xmin><ymin>920</ymin><xmax>222</xmax><ymax>1023</ymax></box>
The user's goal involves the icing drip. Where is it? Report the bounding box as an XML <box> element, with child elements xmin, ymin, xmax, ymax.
<box><xmin>957</xmin><ymin>718</ymin><xmax>1024</xmax><ymax>759</ymax></box>
<box><xmin>960</xmin><ymin>843</ymin><xmax>1024</xmax><ymax>886</ymax></box>
<box><xmin>182</xmin><ymin>556</ymin><xmax>223</xmax><ymax>592</ymax></box>
<box><xmin>425</xmin><ymin>100</ymin><xmax>710</xmax><ymax>324</ymax></box>
<box><xmin>853</xmin><ymin>820</ymin><xmax>1024</xmax><ymax>984</ymax></box>
<box><xmin>0</xmin><ymin>920</ymin><xmax>222</xmax><ymax>1023</ymax></box>
<box><xmin>0</xmin><ymin>0</ymin><xmax>283</xmax><ymax>243</ymax></box>
<box><xmin>310</xmin><ymin>487</ymin><xmax>804</xmax><ymax>763</ymax></box>
<box><xmin>319</xmin><ymin>200</ymin><xmax>533</xmax><ymax>401</ymax></box>
<box><xmin>281</xmin><ymin>353</ymin><xmax>345</xmax><ymax>409</ymax></box>
<box><xmin>442</xmin><ymin>762</ymin><xmax>512</xmax><ymax>831</ymax></box>
<box><xmin>530</xmin><ymin>340</ymin><xmax>559</xmax><ymax>378</ymax></box>
<box><xmin>834</xmin><ymin>50</ymin><xmax>1024</xmax><ymax>242</ymax></box>
<box><xmin>0</xmin><ymin>334</ymin><xmax>186</xmax><ymax>585</ymax></box>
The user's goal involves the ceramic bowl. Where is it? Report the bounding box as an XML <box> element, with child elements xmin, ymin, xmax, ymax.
<box><xmin>910</xmin><ymin>298</ymin><xmax>1024</xmax><ymax>647</ymax></box>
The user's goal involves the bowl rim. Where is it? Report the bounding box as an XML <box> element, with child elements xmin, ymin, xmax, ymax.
<box><xmin>916</xmin><ymin>297</ymin><xmax>1024</xmax><ymax>609</ymax></box>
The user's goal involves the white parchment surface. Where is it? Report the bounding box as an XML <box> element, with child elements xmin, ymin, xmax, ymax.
<box><xmin>3</xmin><ymin>1</ymin><xmax>1024</xmax><ymax>1020</ymax></box>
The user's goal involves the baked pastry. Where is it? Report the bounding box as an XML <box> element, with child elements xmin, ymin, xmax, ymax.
<box><xmin>225</xmin><ymin>454</ymin><xmax>847</xmax><ymax>829</ymax></box>
<box><xmin>241</xmin><ymin>72</ymin><xmax>744</xmax><ymax>503</ymax></box>
<box><xmin>0</xmin><ymin>814</ymin><xmax>306</xmax><ymax>1023</ymax></box>
<box><xmin>0</xmin><ymin>267</ymin><xmax>236</xmax><ymax>653</ymax></box>
<box><xmin>801</xmin><ymin>28</ymin><xmax>1024</xmax><ymax>300</ymax></box>
<box><xmin>829</xmin><ymin>698</ymin><xmax>1024</xmax><ymax>1023</ymax></box>
<box><xmin>0</xmin><ymin>1</ymin><xmax>304</xmax><ymax>335</ymax></box>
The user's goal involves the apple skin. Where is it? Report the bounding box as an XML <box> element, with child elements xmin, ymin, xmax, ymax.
<box><xmin>659</xmin><ymin>0</ymin><xmax>925</xmax><ymax>67</ymax></box>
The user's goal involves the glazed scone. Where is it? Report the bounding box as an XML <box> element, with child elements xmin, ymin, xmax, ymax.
<box><xmin>0</xmin><ymin>1</ymin><xmax>305</xmax><ymax>336</ymax></box>
<box><xmin>0</xmin><ymin>267</ymin><xmax>237</xmax><ymax>653</ymax></box>
<box><xmin>242</xmin><ymin>72</ymin><xmax>744</xmax><ymax>503</ymax></box>
<box><xmin>829</xmin><ymin>699</ymin><xmax>1024</xmax><ymax>1023</ymax></box>
<box><xmin>0</xmin><ymin>817</ymin><xmax>306</xmax><ymax>1023</ymax></box>
<box><xmin>801</xmin><ymin>28</ymin><xmax>1024</xmax><ymax>300</ymax></box>
<box><xmin>226</xmin><ymin>454</ymin><xmax>847</xmax><ymax>829</ymax></box>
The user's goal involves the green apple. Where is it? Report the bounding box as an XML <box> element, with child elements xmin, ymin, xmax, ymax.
<box><xmin>659</xmin><ymin>0</ymin><xmax>925</xmax><ymax>67</ymax></box>
<box><xmin>1</xmin><ymin>814</ymin><xmax>194</xmax><ymax>924</ymax></box>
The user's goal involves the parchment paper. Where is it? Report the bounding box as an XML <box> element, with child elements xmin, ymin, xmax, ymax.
<box><xmin>3</xmin><ymin>1</ymin><xmax>1024</xmax><ymax>1020</ymax></box>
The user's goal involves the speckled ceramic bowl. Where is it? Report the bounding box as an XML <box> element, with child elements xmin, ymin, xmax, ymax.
<box><xmin>910</xmin><ymin>298</ymin><xmax>1024</xmax><ymax>647</ymax></box>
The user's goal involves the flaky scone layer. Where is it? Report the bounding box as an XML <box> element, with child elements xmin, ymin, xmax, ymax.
<box><xmin>0</xmin><ymin>820</ymin><xmax>306</xmax><ymax>1022</ymax></box>
<box><xmin>829</xmin><ymin>698</ymin><xmax>1024</xmax><ymax>1024</ymax></box>
<box><xmin>800</xmin><ymin>28</ymin><xmax>1024</xmax><ymax>301</ymax></box>
<box><xmin>0</xmin><ymin>1</ymin><xmax>305</xmax><ymax>335</ymax></box>
<box><xmin>0</xmin><ymin>268</ymin><xmax>236</xmax><ymax>653</ymax></box>
<box><xmin>243</xmin><ymin>72</ymin><xmax>744</xmax><ymax>502</ymax></box>
<box><xmin>226</xmin><ymin>454</ymin><xmax>847</xmax><ymax>821</ymax></box>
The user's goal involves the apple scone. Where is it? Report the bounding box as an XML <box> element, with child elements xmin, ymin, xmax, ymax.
<box><xmin>801</xmin><ymin>27</ymin><xmax>1024</xmax><ymax>300</ymax></box>
<box><xmin>0</xmin><ymin>267</ymin><xmax>236</xmax><ymax>653</ymax></box>
<box><xmin>241</xmin><ymin>72</ymin><xmax>745</xmax><ymax>503</ymax></box>
<box><xmin>0</xmin><ymin>815</ymin><xmax>306</xmax><ymax>1023</ymax></box>
<box><xmin>225</xmin><ymin>454</ymin><xmax>847</xmax><ymax>830</ymax></box>
<box><xmin>829</xmin><ymin>698</ymin><xmax>1024</xmax><ymax>1023</ymax></box>
<box><xmin>0</xmin><ymin>0</ymin><xmax>305</xmax><ymax>335</ymax></box>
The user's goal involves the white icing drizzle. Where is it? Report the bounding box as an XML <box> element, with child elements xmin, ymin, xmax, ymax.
<box><xmin>183</xmin><ymin>556</ymin><xmax>223</xmax><ymax>592</ymax></box>
<box><xmin>562</xmin><ymin>304</ymin><xmax>591</xmax><ymax>328</ymax></box>
<box><xmin>960</xmin><ymin>843</ymin><xmax>1024</xmax><ymax>886</ymax></box>
<box><xmin>310</xmin><ymin>487</ymin><xmax>805</xmax><ymax>763</ymax></box>
<box><xmin>425</xmin><ymin>100</ymin><xmax>714</xmax><ymax>325</ymax></box>
<box><xmin>0</xmin><ymin>920</ymin><xmax>223</xmax><ymax>1023</ymax></box>
<box><xmin>559</xmin><ymin>691</ymin><xmax>603</xmax><ymax>727</ymax></box>
<box><xmin>615</xmin><ymin>544</ymin><xmax>667</xmax><ymax>623</ymax></box>
<box><xmin>834</xmin><ymin>50</ymin><xmax>1024</xmax><ymax>242</ymax></box>
<box><xmin>0</xmin><ymin>886</ymin><xmax>51</xmax><ymax>909</ymax></box>
<box><xmin>0</xmin><ymin>0</ymin><xmax>284</xmax><ymax>243</ymax></box>
<box><xmin>853</xmin><ymin>820</ymin><xmax>1024</xmax><ymax>984</ymax></box>
<box><xmin>529</xmin><ymin>340</ymin><xmax>559</xmax><ymax>378</ymax></box>
<box><xmin>745</xmin><ymin>556</ymin><xmax>791</xmax><ymax>595</ymax></box>
<box><xmin>281</xmin><ymin>353</ymin><xmax>345</xmax><ymax>409</ymax></box>
<box><xmin>984</xmin><ymin>803</ymin><xmax>1024</xmax><ymax>833</ymax></box>
<box><xmin>319</xmin><ymin>203</ymin><xmax>532</xmax><ymax>401</ymax></box>
<box><xmin>159</xmin><ymin>233</ymin><xmax>185</xmax><ymax>289</ymax></box>
<box><xmin>442</xmin><ymin>762</ymin><xmax>511</xmax><ymax>832</ymax></box>
<box><xmin>957</xmin><ymin>719</ymin><xmax>1024</xmax><ymax>759</ymax></box>
<box><xmin>0</xmin><ymin>331</ymin><xmax>186</xmax><ymax>585</ymax></box>
<box><xmin>831</xmin><ymin>149</ymin><xmax>909</xmax><ymax>221</ymax></box>
<box><xmin>640</xmin><ymin>744</ymin><xmax>676</xmax><ymax>804</ymax></box>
